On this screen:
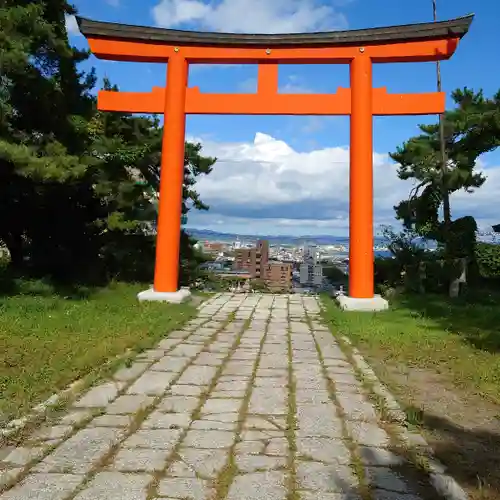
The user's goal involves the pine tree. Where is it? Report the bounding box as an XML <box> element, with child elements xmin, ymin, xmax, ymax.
<box><xmin>390</xmin><ymin>88</ymin><xmax>500</xmax><ymax>257</ymax></box>
<box><xmin>0</xmin><ymin>2</ymin><xmax>215</xmax><ymax>285</ymax></box>
<box><xmin>0</xmin><ymin>0</ymin><xmax>96</xmax><ymax>273</ymax></box>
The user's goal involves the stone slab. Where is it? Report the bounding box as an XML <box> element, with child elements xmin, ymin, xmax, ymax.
<box><xmin>33</xmin><ymin>427</ymin><xmax>123</xmax><ymax>474</ymax></box>
<box><xmin>178</xmin><ymin>448</ymin><xmax>228</xmax><ymax>478</ymax></box>
<box><xmin>226</xmin><ymin>471</ymin><xmax>287</xmax><ymax>500</ymax></box>
<box><xmin>126</xmin><ymin>371</ymin><xmax>175</xmax><ymax>396</ymax></box>
<box><xmin>141</xmin><ymin>411</ymin><xmax>191</xmax><ymax>429</ymax></box>
<box><xmin>106</xmin><ymin>395</ymin><xmax>155</xmax><ymax>415</ymax></box>
<box><xmin>137</xmin><ymin>288</ymin><xmax>191</xmax><ymax>304</ymax></box>
<box><xmin>111</xmin><ymin>448</ymin><xmax>170</xmax><ymax>472</ymax></box>
<box><xmin>73</xmin><ymin>472</ymin><xmax>152</xmax><ymax>500</ymax></box>
<box><xmin>74</xmin><ymin>382</ymin><xmax>123</xmax><ymax>408</ymax></box>
<box><xmin>183</xmin><ymin>430</ymin><xmax>235</xmax><ymax>449</ymax></box>
<box><xmin>123</xmin><ymin>429</ymin><xmax>182</xmax><ymax>450</ymax></box>
<box><xmin>0</xmin><ymin>473</ymin><xmax>84</xmax><ymax>500</ymax></box>
<box><xmin>158</xmin><ymin>477</ymin><xmax>212</xmax><ymax>499</ymax></box>
<box><xmin>3</xmin><ymin>447</ymin><xmax>45</xmax><ymax>467</ymax></box>
<box><xmin>337</xmin><ymin>295</ymin><xmax>389</xmax><ymax>312</ymax></box>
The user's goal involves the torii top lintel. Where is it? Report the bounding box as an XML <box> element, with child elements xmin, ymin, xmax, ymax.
<box><xmin>77</xmin><ymin>14</ymin><xmax>473</xmax><ymax>64</ymax></box>
<box><xmin>77</xmin><ymin>15</ymin><xmax>473</xmax><ymax>116</ymax></box>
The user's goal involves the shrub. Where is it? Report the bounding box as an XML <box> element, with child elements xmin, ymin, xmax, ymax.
<box><xmin>323</xmin><ymin>266</ymin><xmax>348</xmax><ymax>284</ymax></box>
<box><xmin>421</xmin><ymin>259</ymin><xmax>450</xmax><ymax>293</ymax></box>
<box><xmin>101</xmin><ymin>233</ymin><xmax>155</xmax><ymax>283</ymax></box>
<box><xmin>374</xmin><ymin>257</ymin><xmax>402</xmax><ymax>286</ymax></box>
<box><xmin>381</xmin><ymin>226</ymin><xmax>429</xmax><ymax>266</ymax></box>
<box><xmin>251</xmin><ymin>278</ymin><xmax>268</xmax><ymax>292</ymax></box>
<box><xmin>475</xmin><ymin>242</ymin><xmax>500</xmax><ymax>280</ymax></box>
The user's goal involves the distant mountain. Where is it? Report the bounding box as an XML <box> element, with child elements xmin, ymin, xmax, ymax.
<box><xmin>187</xmin><ymin>227</ymin><xmax>499</xmax><ymax>245</ymax></box>
<box><xmin>185</xmin><ymin>228</ymin><xmax>385</xmax><ymax>246</ymax></box>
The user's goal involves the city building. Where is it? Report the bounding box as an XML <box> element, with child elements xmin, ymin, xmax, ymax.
<box><xmin>264</xmin><ymin>262</ymin><xmax>293</xmax><ymax>292</ymax></box>
<box><xmin>303</xmin><ymin>243</ymin><xmax>319</xmax><ymax>264</ymax></box>
<box><xmin>299</xmin><ymin>243</ymin><xmax>323</xmax><ymax>288</ymax></box>
<box><xmin>202</xmin><ymin>241</ymin><xmax>225</xmax><ymax>255</ymax></box>
<box><xmin>233</xmin><ymin>239</ymin><xmax>269</xmax><ymax>279</ymax></box>
<box><xmin>233</xmin><ymin>239</ymin><xmax>292</xmax><ymax>291</ymax></box>
<box><xmin>299</xmin><ymin>262</ymin><xmax>323</xmax><ymax>287</ymax></box>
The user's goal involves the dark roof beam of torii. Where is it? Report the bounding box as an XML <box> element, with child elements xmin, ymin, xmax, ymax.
<box><xmin>76</xmin><ymin>14</ymin><xmax>473</xmax><ymax>48</ymax></box>
<box><xmin>76</xmin><ymin>14</ymin><xmax>474</xmax><ymax>65</ymax></box>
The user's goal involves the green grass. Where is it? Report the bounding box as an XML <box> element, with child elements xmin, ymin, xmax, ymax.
<box><xmin>0</xmin><ymin>280</ymin><xmax>196</xmax><ymax>422</ymax></box>
<box><xmin>321</xmin><ymin>289</ymin><xmax>500</xmax><ymax>404</ymax></box>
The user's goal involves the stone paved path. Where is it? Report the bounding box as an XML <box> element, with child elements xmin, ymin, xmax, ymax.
<box><xmin>0</xmin><ymin>293</ymin><xmax>443</xmax><ymax>499</ymax></box>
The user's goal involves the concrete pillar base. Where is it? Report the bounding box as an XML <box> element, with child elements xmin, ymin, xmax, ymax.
<box><xmin>137</xmin><ymin>287</ymin><xmax>191</xmax><ymax>304</ymax></box>
<box><xmin>337</xmin><ymin>294</ymin><xmax>389</xmax><ymax>312</ymax></box>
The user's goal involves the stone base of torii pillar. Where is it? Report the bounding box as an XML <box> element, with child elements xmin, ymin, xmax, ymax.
<box><xmin>337</xmin><ymin>294</ymin><xmax>389</xmax><ymax>312</ymax></box>
<box><xmin>137</xmin><ymin>287</ymin><xmax>192</xmax><ymax>304</ymax></box>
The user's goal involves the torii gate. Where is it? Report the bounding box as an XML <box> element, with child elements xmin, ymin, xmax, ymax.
<box><xmin>77</xmin><ymin>14</ymin><xmax>473</xmax><ymax>308</ymax></box>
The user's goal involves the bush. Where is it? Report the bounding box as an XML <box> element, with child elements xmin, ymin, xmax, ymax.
<box><xmin>323</xmin><ymin>266</ymin><xmax>348</xmax><ymax>284</ymax></box>
<box><xmin>251</xmin><ymin>278</ymin><xmax>268</xmax><ymax>292</ymax></box>
<box><xmin>421</xmin><ymin>259</ymin><xmax>449</xmax><ymax>293</ymax></box>
<box><xmin>101</xmin><ymin>233</ymin><xmax>155</xmax><ymax>283</ymax></box>
<box><xmin>374</xmin><ymin>253</ymin><xmax>465</xmax><ymax>294</ymax></box>
<box><xmin>475</xmin><ymin>242</ymin><xmax>500</xmax><ymax>280</ymax></box>
<box><xmin>374</xmin><ymin>257</ymin><xmax>402</xmax><ymax>286</ymax></box>
<box><xmin>381</xmin><ymin>226</ymin><xmax>429</xmax><ymax>266</ymax></box>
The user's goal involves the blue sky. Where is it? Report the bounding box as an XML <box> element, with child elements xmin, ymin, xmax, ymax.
<box><xmin>66</xmin><ymin>0</ymin><xmax>500</xmax><ymax>236</ymax></box>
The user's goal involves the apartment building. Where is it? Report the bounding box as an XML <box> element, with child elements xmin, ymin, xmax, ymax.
<box><xmin>299</xmin><ymin>262</ymin><xmax>323</xmax><ymax>286</ymax></box>
<box><xmin>233</xmin><ymin>239</ymin><xmax>269</xmax><ymax>278</ymax></box>
<box><xmin>233</xmin><ymin>239</ymin><xmax>291</xmax><ymax>291</ymax></box>
<box><xmin>300</xmin><ymin>242</ymin><xmax>323</xmax><ymax>287</ymax></box>
<box><xmin>264</xmin><ymin>262</ymin><xmax>293</xmax><ymax>292</ymax></box>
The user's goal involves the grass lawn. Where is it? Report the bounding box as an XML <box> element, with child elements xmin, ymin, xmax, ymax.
<box><xmin>0</xmin><ymin>280</ymin><xmax>197</xmax><ymax>422</ymax></box>
<box><xmin>322</xmin><ymin>290</ymin><xmax>500</xmax><ymax>404</ymax></box>
<box><xmin>321</xmin><ymin>289</ymin><xmax>500</xmax><ymax>499</ymax></box>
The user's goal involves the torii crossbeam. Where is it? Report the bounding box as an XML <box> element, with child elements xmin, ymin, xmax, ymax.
<box><xmin>77</xmin><ymin>14</ymin><xmax>473</xmax><ymax>307</ymax></box>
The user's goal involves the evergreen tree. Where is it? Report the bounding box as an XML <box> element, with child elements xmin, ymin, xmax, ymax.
<box><xmin>0</xmin><ymin>0</ymin><xmax>96</xmax><ymax>274</ymax></box>
<box><xmin>0</xmin><ymin>1</ymin><xmax>215</xmax><ymax>285</ymax></box>
<box><xmin>390</xmin><ymin>88</ymin><xmax>500</xmax><ymax>257</ymax></box>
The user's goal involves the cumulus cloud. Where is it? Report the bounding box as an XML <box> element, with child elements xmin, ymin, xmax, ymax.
<box><xmin>451</xmin><ymin>164</ymin><xmax>500</xmax><ymax>228</ymax></box>
<box><xmin>237</xmin><ymin>74</ymin><xmax>315</xmax><ymax>96</ymax></box>
<box><xmin>152</xmin><ymin>0</ymin><xmax>348</xmax><ymax>33</ymax></box>
<box><xmin>184</xmin><ymin>132</ymin><xmax>500</xmax><ymax>236</ymax></box>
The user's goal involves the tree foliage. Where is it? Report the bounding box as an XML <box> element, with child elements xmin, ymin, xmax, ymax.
<box><xmin>390</xmin><ymin>88</ymin><xmax>500</xmax><ymax>256</ymax></box>
<box><xmin>0</xmin><ymin>1</ymin><xmax>214</xmax><ymax>285</ymax></box>
<box><xmin>475</xmin><ymin>243</ymin><xmax>500</xmax><ymax>280</ymax></box>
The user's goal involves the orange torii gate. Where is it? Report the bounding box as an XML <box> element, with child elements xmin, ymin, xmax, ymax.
<box><xmin>78</xmin><ymin>15</ymin><xmax>473</xmax><ymax>308</ymax></box>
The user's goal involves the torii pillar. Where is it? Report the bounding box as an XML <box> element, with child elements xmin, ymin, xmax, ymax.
<box><xmin>154</xmin><ymin>55</ymin><xmax>188</xmax><ymax>300</ymax></box>
<box><xmin>77</xmin><ymin>14</ymin><xmax>473</xmax><ymax>307</ymax></box>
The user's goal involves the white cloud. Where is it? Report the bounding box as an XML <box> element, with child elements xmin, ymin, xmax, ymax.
<box><xmin>106</xmin><ymin>0</ymin><xmax>120</xmax><ymax>6</ymax></box>
<box><xmin>451</xmin><ymin>164</ymin><xmax>500</xmax><ymax>230</ymax></box>
<box><xmin>237</xmin><ymin>74</ymin><xmax>315</xmax><ymax>94</ymax></box>
<box><xmin>152</xmin><ymin>0</ymin><xmax>347</xmax><ymax>33</ymax></box>
<box><xmin>300</xmin><ymin>116</ymin><xmax>339</xmax><ymax>134</ymax></box>
<box><xmin>237</xmin><ymin>78</ymin><xmax>257</xmax><ymax>93</ymax></box>
<box><xmin>184</xmin><ymin>132</ymin><xmax>500</xmax><ymax>236</ymax></box>
<box><xmin>279</xmin><ymin>80</ymin><xmax>315</xmax><ymax>94</ymax></box>
<box><xmin>193</xmin><ymin>132</ymin><xmax>396</xmax><ymax>207</ymax></box>
<box><xmin>64</xmin><ymin>15</ymin><xmax>81</xmax><ymax>36</ymax></box>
